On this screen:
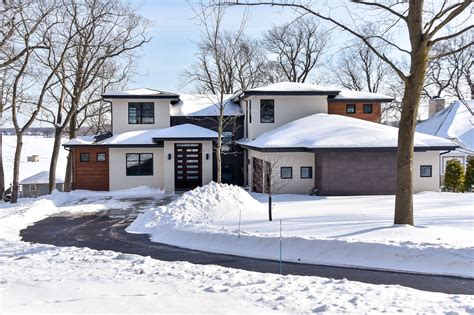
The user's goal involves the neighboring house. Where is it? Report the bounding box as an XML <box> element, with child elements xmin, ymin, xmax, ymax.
<box><xmin>19</xmin><ymin>171</ymin><xmax>64</xmax><ymax>198</ymax></box>
<box><xmin>64</xmin><ymin>82</ymin><xmax>456</xmax><ymax>195</ymax></box>
<box><xmin>417</xmin><ymin>99</ymin><xmax>474</xmax><ymax>186</ymax></box>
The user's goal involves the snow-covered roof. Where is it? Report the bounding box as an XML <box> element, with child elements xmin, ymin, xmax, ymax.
<box><xmin>64</xmin><ymin>124</ymin><xmax>217</xmax><ymax>146</ymax></box>
<box><xmin>170</xmin><ymin>94</ymin><xmax>242</xmax><ymax>117</ymax></box>
<box><xmin>332</xmin><ymin>90</ymin><xmax>393</xmax><ymax>102</ymax></box>
<box><xmin>243</xmin><ymin>82</ymin><xmax>340</xmax><ymax>95</ymax></box>
<box><xmin>239</xmin><ymin>113</ymin><xmax>456</xmax><ymax>150</ymax></box>
<box><xmin>416</xmin><ymin>100</ymin><xmax>474</xmax><ymax>153</ymax></box>
<box><xmin>20</xmin><ymin>171</ymin><xmax>64</xmax><ymax>185</ymax></box>
<box><xmin>102</xmin><ymin>88</ymin><xmax>179</xmax><ymax>99</ymax></box>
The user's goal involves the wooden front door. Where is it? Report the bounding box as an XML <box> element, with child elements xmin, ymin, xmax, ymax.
<box><xmin>175</xmin><ymin>143</ymin><xmax>202</xmax><ymax>190</ymax></box>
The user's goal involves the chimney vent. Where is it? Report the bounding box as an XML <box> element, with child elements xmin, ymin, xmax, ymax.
<box><xmin>428</xmin><ymin>98</ymin><xmax>445</xmax><ymax>118</ymax></box>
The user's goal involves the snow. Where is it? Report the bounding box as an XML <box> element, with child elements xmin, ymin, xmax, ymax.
<box><xmin>152</xmin><ymin>123</ymin><xmax>218</xmax><ymax>139</ymax></box>
<box><xmin>417</xmin><ymin>99</ymin><xmax>474</xmax><ymax>152</ymax></box>
<box><xmin>19</xmin><ymin>171</ymin><xmax>64</xmax><ymax>185</ymax></box>
<box><xmin>2</xmin><ymin>135</ymin><xmax>69</xmax><ymax>187</ymax></box>
<box><xmin>334</xmin><ymin>89</ymin><xmax>393</xmax><ymax>101</ymax></box>
<box><xmin>128</xmin><ymin>183</ymin><xmax>474</xmax><ymax>278</ymax></box>
<box><xmin>1</xmin><ymin>187</ymin><xmax>473</xmax><ymax>312</ymax></box>
<box><xmin>170</xmin><ymin>94</ymin><xmax>243</xmax><ymax>116</ymax></box>
<box><xmin>239</xmin><ymin>113</ymin><xmax>456</xmax><ymax>149</ymax></box>
<box><xmin>102</xmin><ymin>88</ymin><xmax>178</xmax><ymax>97</ymax></box>
<box><xmin>245</xmin><ymin>81</ymin><xmax>340</xmax><ymax>93</ymax></box>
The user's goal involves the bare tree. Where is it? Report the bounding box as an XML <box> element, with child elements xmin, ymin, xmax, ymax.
<box><xmin>227</xmin><ymin>0</ymin><xmax>473</xmax><ymax>226</ymax></box>
<box><xmin>264</xmin><ymin>16</ymin><xmax>330</xmax><ymax>83</ymax></box>
<box><xmin>0</xmin><ymin>70</ymin><xmax>14</xmax><ymax>199</ymax></box>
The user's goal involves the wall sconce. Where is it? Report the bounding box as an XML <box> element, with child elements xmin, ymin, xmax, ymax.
<box><xmin>168</xmin><ymin>153</ymin><xmax>172</xmax><ymax>160</ymax></box>
<box><xmin>206</xmin><ymin>153</ymin><xmax>209</xmax><ymax>160</ymax></box>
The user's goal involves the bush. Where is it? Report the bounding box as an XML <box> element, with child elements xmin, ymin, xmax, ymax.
<box><xmin>463</xmin><ymin>156</ymin><xmax>474</xmax><ymax>192</ymax></box>
<box><xmin>444</xmin><ymin>159</ymin><xmax>464</xmax><ymax>192</ymax></box>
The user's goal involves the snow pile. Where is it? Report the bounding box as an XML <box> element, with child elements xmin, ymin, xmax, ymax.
<box><xmin>102</xmin><ymin>87</ymin><xmax>178</xmax><ymax>97</ymax></box>
<box><xmin>170</xmin><ymin>94</ymin><xmax>243</xmax><ymax>117</ymax></box>
<box><xmin>334</xmin><ymin>89</ymin><xmax>393</xmax><ymax>101</ymax></box>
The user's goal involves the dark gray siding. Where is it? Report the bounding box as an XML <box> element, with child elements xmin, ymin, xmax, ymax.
<box><xmin>170</xmin><ymin>116</ymin><xmax>245</xmax><ymax>186</ymax></box>
<box><xmin>314</xmin><ymin>151</ymin><xmax>397</xmax><ymax>195</ymax></box>
<box><xmin>22</xmin><ymin>183</ymin><xmax>64</xmax><ymax>198</ymax></box>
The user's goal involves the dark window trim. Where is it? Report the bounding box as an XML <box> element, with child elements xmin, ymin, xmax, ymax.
<box><xmin>126</xmin><ymin>153</ymin><xmax>154</xmax><ymax>176</ymax></box>
<box><xmin>249</xmin><ymin>99</ymin><xmax>252</xmax><ymax>124</ymax></box>
<box><xmin>96</xmin><ymin>152</ymin><xmax>107</xmax><ymax>162</ymax></box>
<box><xmin>260</xmin><ymin>99</ymin><xmax>275</xmax><ymax>123</ymax></box>
<box><xmin>300</xmin><ymin>166</ymin><xmax>313</xmax><ymax>179</ymax></box>
<box><xmin>280</xmin><ymin>166</ymin><xmax>293</xmax><ymax>179</ymax></box>
<box><xmin>128</xmin><ymin>102</ymin><xmax>155</xmax><ymax>125</ymax></box>
<box><xmin>79</xmin><ymin>152</ymin><xmax>90</xmax><ymax>162</ymax></box>
<box><xmin>420</xmin><ymin>165</ymin><xmax>432</xmax><ymax>178</ymax></box>
<box><xmin>363</xmin><ymin>103</ymin><xmax>373</xmax><ymax>114</ymax></box>
<box><xmin>346</xmin><ymin>104</ymin><xmax>356</xmax><ymax>114</ymax></box>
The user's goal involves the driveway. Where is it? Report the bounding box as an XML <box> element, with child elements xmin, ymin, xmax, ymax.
<box><xmin>20</xmin><ymin>196</ymin><xmax>473</xmax><ymax>295</ymax></box>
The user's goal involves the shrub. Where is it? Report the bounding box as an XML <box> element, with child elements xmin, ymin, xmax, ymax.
<box><xmin>463</xmin><ymin>156</ymin><xmax>474</xmax><ymax>192</ymax></box>
<box><xmin>444</xmin><ymin>159</ymin><xmax>464</xmax><ymax>192</ymax></box>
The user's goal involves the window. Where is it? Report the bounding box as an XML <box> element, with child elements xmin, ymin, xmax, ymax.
<box><xmin>346</xmin><ymin>104</ymin><xmax>356</xmax><ymax>114</ymax></box>
<box><xmin>126</xmin><ymin>153</ymin><xmax>153</xmax><ymax>176</ymax></box>
<box><xmin>128</xmin><ymin>102</ymin><xmax>154</xmax><ymax>124</ymax></box>
<box><xmin>363</xmin><ymin>104</ymin><xmax>373</xmax><ymax>114</ymax></box>
<box><xmin>280</xmin><ymin>167</ymin><xmax>293</xmax><ymax>179</ymax></box>
<box><xmin>222</xmin><ymin>164</ymin><xmax>233</xmax><ymax>184</ymax></box>
<box><xmin>29</xmin><ymin>185</ymin><xmax>37</xmax><ymax>192</ymax></box>
<box><xmin>80</xmin><ymin>153</ymin><xmax>90</xmax><ymax>162</ymax></box>
<box><xmin>300</xmin><ymin>166</ymin><xmax>312</xmax><ymax>179</ymax></box>
<box><xmin>221</xmin><ymin>132</ymin><xmax>233</xmax><ymax>152</ymax></box>
<box><xmin>420</xmin><ymin>165</ymin><xmax>432</xmax><ymax>177</ymax></box>
<box><xmin>97</xmin><ymin>152</ymin><xmax>106</xmax><ymax>162</ymax></box>
<box><xmin>260</xmin><ymin>99</ymin><xmax>275</xmax><ymax>123</ymax></box>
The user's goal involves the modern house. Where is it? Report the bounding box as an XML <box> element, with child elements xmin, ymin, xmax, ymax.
<box><xmin>64</xmin><ymin>82</ymin><xmax>457</xmax><ymax>195</ymax></box>
<box><xmin>417</xmin><ymin>99</ymin><xmax>474</xmax><ymax>186</ymax></box>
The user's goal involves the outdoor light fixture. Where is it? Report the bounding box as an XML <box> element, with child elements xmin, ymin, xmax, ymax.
<box><xmin>168</xmin><ymin>153</ymin><xmax>172</xmax><ymax>160</ymax></box>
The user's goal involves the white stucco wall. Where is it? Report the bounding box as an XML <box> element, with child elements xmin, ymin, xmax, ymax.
<box><xmin>247</xmin><ymin>150</ymin><xmax>315</xmax><ymax>194</ymax></box>
<box><xmin>111</xmin><ymin>98</ymin><xmax>171</xmax><ymax>134</ymax></box>
<box><xmin>245</xmin><ymin>95</ymin><xmax>328</xmax><ymax>140</ymax></box>
<box><xmin>413</xmin><ymin>151</ymin><xmax>440</xmax><ymax>192</ymax></box>
<box><xmin>163</xmin><ymin>140</ymin><xmax>214</xmax><ymax>194</ymax></box>
<box><xmin>109</xmin><ymin>147</ymin><xmax>164</xmax><ymax>191</ymax></box>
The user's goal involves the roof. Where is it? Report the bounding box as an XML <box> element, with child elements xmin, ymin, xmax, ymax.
<box><xmin>239</xmin><ymin>113</ymin><xmax>456</xmax><ymax>151</ymax></box>
<box><xmin>416</xmin><ymin>100</ymin><xmax>474</xmax><ymax>153</ymax></box>
<box><xmin>20</xmin><ymin>171</ymin><xmax>64</xmax><ymax>185</ymax></box>
<box><xmin>330</xmin><ymin>90</ymin><xmax>393</xmax><ymax>102</ymax></box>
<box><xmin>170</xmin><ymin>94</ymin><xmax>243</xmax><ymax>117</ymax></box>
<box><xmin>63</xmin><ymin>124</ymin><xmax>217</xmax><ymax>147</ymax></box>
<box><xmin>238</xmin><ymin>82</ymin><xmax>340</xmax><ymax>98</ymax></box>
<box><xmin>102</xmin><ymin>88</ymin><xmax>179</xmax><ymax>99</ymax></box>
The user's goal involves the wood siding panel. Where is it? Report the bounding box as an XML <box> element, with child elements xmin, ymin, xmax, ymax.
<box><xmin>327</xmin><ymin>102</ymin><xmax>381</xmax><ymax>122</ymax></box>
<box><xmin>73</xmin><ymin>147</ymin><xmax>109</xmax><ymax>191</ymax></box>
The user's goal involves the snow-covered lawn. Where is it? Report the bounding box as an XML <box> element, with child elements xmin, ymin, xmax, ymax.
<box><xmin>1</xmin><ymin>188</ymin><xmax>473</xmax><ymax>313</ymax></box>
<box><xmin>128</xmin><ymin>183</ymin><xmax>474</xmax><ymax>278</ymax></box>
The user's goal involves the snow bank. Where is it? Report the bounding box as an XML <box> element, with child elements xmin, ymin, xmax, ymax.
<box><xmin>128</xmin><ymin>184</ymin><xmax>474</xmax><ymax>278</ymax></box>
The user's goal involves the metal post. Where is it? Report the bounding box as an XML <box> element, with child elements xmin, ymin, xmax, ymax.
<box><xmin>279</xmin><ymin>219</ymin><xmax>282</xmax><ymax>275</ymax></box>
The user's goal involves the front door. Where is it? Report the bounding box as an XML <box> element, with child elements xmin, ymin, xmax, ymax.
<box><xmin>175</xmin><ymin>143</ymin><xmax>202</xmax><ymax>190</ymax></box>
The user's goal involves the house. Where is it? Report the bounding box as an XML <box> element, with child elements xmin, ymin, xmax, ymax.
<box><xmin>19</xmin><ymin>171</ymin><xmax>64</xmax><ymax>198</ymax></box>
<box><xmin>416</xmin><ymin>99</ymin><xmax>474</xmax><ymax>186</ymax></box>
<box><xmin>64</xmin><ymin>82</ymin><xmax>457</xmax><ymax>195</ymax></box>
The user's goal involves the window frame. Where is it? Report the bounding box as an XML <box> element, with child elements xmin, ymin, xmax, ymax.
<box><xmin>363</xmin><ymin>103</ymin><xmax>373</xmax><ymax>114</ymax></box>
<box><xmin>126</xmin><ymin>153</ymin><xmax>154</xmax><ymax>176</ymax></box>
<box><xmin>128</xmin><ymin>102</ymin><xmax>155</xmax><ymax>125</ymax></box>
<box><xmin>29</xmin><ymin>184</ymin><xmax>37</xmax><ymax>192</ymax></box>
<box><xmin>96</xmin><ymin>152</ymin><xmax>107</xmax><ymax>162</ymax></box>
<box><xmin>221</xmin><ymin>131</ymin><xmax>233</xmax><ymax>152</ymax></box>
<box><xmin>79</xmin><ymin>152</ymin><xmax>90</xmax><ymax>162</ymax></box>
<box><xmin>300</xmin><ymin>166</ymin><xmax>313</xmax><ymax>179</ymax></box>
<box><xmin>420</xmin><ymin>165</ymin><xmax>432</xmax><ymax>178</ymax></box>
<box><xmin>260</xmin><ymin>99</ymin><xmax>275</xmax><ymax>123</ymax></box>
<box><xmin>346</xmin><ymin>104</ymin><xmax>356</xmax><ymax>114</ymax></box>
<box><xmin>280</xmin><ymin>167</ymin><xmax>293</xmax><ymax>179</ymax></box>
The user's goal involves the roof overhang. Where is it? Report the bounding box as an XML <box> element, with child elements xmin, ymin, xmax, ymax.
<box><xmin>328</xmin><ymin>98</ymin><xmax>394</xmax><ymax>103</ymax></box>
<box><xmin>102</xmin><ymin>94</ymin><xmax>180</xmax><ymax>100</ymax></box>
<box><xmin>236</xmin><ymin>90</ymin><xmax>340</xmax><ymax>100</ymax></box>
<box><xmin>63</xmin><ymin>143</ymin><xmax>163</xmax><ymax>148</ymax></box>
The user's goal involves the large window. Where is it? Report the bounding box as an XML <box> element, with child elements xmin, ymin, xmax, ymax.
<box><xmin>280</xmin><ymin>167</ymin><xmax>293</xmax><ymax>179</ymax></box>
<box><xmin>221</xmin><ymin>132</ymin><xmax>233</xmax><ymax>152</ymax></box>
<box><xmin>420</xmin><ymin>165</ymin><xmax>432</xmax><ymax>178</ymax></box>
<box><xmin>260</xmin><ymin>99</ymin><xmax>275</xmax><ymax>123</ymax></box>
<box><xmin>128</xmin><ymin>102</ymin><xmax>154</xmax><ymax>124</ymax></box>
<box><xmin>346</xmin><ymin>104</ymin><xmax>356</xmax><ymax>114</ymax></box>
<box><xmin>126</xmin><ymin>153</ymin><xmax>153</xmax><ymax>176</ymax></box>
<box><xmin>300</xmin><ymin>166</ymin><xmax>312</xmax><ymax>179</ymax></box>
<box><xmin>222</xmin><ymin>164</ymin><xmax>233</xmax><ymax>184</ymax></box>
<box><xmin>97</xmin><ymin>152</ymin><xmax>106</xmax><ymax>162</ymax></box>
<box><xmin>80</xmin><ymin>153</ymin><xmax>90</xmax><ymax>162</ymax></box>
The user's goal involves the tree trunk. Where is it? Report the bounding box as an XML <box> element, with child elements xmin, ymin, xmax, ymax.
<box><xmin>394</xmin><ymin>48</ymin><xmax>428</xmax><ymax>225</ymax></box>
<box><xmin>0</xmin><ymin>111</ymin><xmax>4</xmax><ymax>199</ymax></box>
<box><xmin>64</xmin><ymin>111</ymin><xmax>77</xmax><ymax>192</ymax></box>
<box><xmin>48</xmin><ymin>127</ymin><xmax>62</xmax><ymax>193</ymax></box>
<box><xmin>10</xmin><ymin>134</ymin><xmax>23</xmax><ymax>203</ymax></box>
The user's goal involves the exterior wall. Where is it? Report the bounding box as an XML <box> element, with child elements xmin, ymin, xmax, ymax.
<box><xmin>247</xmin><ymin>149</ymin><xmax>315</xmax><ymax>194</ymax></box>
<box><xmin>73</xmin><ymin>147</ymin><xmax>110</xmax><ymax>191</ymax></box>
<box><xmin>413</xmin><ymin>151</ymin><xmax>440</xmax><ymax>192</ymax></box>
<box><xmin>163</xmin><ymin>140</ymin><xmax>213</xmax><ymax>194</ymax></box>
<box><xmin>171</xmin><ymin>116</ymin><xmax>244</xmax><ymax>186</ymax></box>
<box><xmin>111</xmin><ymin>98</ymin><xmax>171</xmax><ymax>134</ymax></box>
<box><xmin>245</xmin><ymin>95</ymin><xmax>327</xmax><ymax>140</ymax></box>
<box><xmin>22</xmin><ymin>183</ymin><xmax>63</xmax><ymax>198</ymax></box>
<box><xmin>439</xmin><ymin>150</ymin><xmax>472</xmax><ymax>187</ymax></box>
<box><xmin>109</xmin><ymin>147</ymin><xmax>164</xmax><ymax>191</ymax></box>
<box><xmin>327</xmin><ymin>101</ymin><xmax>381</xmax><ymax>122</ymax></box>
